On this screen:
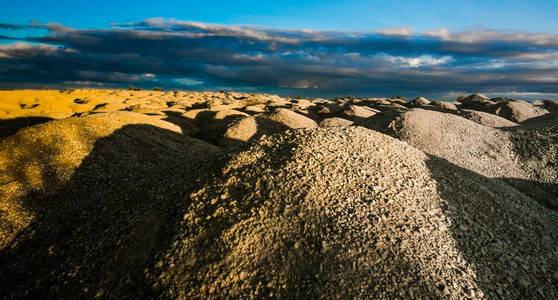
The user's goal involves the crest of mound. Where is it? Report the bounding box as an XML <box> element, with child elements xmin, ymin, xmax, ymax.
<box><xmin>462</xmin><ymin>93</ymin><xmax>489</xmax><ymax>102</ymax></box>
<box><xmin>0</xmin><ymin>111</ymin><xmax>218</xmax><ymax>249</ymax></box>
<box><xmin>407</xmin><ymin>96</ymin><xmax>431</xmax><ymax>107</ymax></box>
<box><xmin>458</xmin><ymin>93</ymin><xmax>495</xmax><ymax>112</ymax></box>
<box><xmin>156</xmin><ymin>127</ymin><xmax>557</xmax><ymax>299</ymax></box>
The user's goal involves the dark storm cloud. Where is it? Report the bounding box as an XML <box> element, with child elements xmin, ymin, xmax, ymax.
<box><xmin>1</xmin><ymin>18</ymin><xmax>558</xmax><ymax>98</ymax></box>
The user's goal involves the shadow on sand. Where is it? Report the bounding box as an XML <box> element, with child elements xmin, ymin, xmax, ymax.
<box><xmin>0</xmin><ymin>124</ymin><xmax>225</xmax><ymax>298</ymax></box>
<box><xmin>0</xmin><ymin>116</ymin><xmax>54</xmax><ymax>138</ymax></box>
<box><xmin>0</xmin><ymin>119</ymin><xmax>297</xmax><ymax>298</ymax></box>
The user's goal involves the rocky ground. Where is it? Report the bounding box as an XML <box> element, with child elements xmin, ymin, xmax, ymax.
<box><xmin>0</xmin><ymin>89</ymin><xmax>557</xmax><ymax>299</ymax></box>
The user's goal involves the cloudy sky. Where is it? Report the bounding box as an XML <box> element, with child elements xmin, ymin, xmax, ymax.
<box><xmin>1</xmin><ymin>0</ymin><xmax>558</xmax><ymax>99</ymax></box>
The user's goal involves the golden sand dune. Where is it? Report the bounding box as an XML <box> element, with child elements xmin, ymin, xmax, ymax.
<box><xmin>0</xmin><ymin>89</ymin><xmax>557</xmax><ymax>298</ymax></box>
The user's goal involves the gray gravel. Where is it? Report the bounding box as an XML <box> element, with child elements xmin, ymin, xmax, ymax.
<box><xmin>1</xmin><ymin>92</ymin><xmax>557</xmax><ymax>299</ymax></box>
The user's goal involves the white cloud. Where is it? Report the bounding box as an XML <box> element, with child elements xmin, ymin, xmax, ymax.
<box><xmin>422</xmin><ymin>28</ymin><xmax>558</xmax><ymax>46</ymax></box>
<box><xmin>375</xmin><ymin>27</ymin><xmax>413</xmax><ymax>37</ymax></box>
<box><xmin>381</xmin><ymin>54</ymin><xmax>453</xmax><ymax>68</ymax></box>
<box><xmin>173</xmin><ymin>78</ymin><xmax>204</xmax><ymax>86</ymax></box>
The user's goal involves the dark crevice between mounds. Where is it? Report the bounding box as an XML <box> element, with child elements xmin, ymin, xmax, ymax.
<box><xmin>352</xmin><ymin>108</ymin><xmax>403</xmax><ymax>134</ymax></box>
<box><xmin>162</xmin><ymin>110</ymin><xmax>290</xmax><ymax>149</ymax></box>
<box><xmin>186</xmin><ymin>102</ymin><xmax>209</xmax><ymax>110</ymax></box>
<box><xmin>501</xmin><ymin>178</ymin><xmax>558</xmax><ymax>210</ymax></box>
<box><xmin>19</xmin><ymin>103</ymin><xmax>39</xmax><ymax>110</ymax></box>
<box><xmin>0</xmin><ymin>116</ymin><xmax>54</xmax><ymax>139</ymax></box>
<box><xmin>161</xmin><ymin>110</ymin><xmax>200</xmax><ymax>137</ymax></box>
<box><xmin>92</xmin><ymin>103</ymin><xmax>108</xmax><ymax>111</ymax></box>
<box><xmin>501</xmin><ymin>114</ymin><xmax>558</xmax><ymax>210</ymax></box>
<box><xmin>73</xmin><ymin>98</ymin><xmax>89</xmax><ymax>105</ymax></box>
<box><xmin>424</xmin><ymin>154</ymin><xmax>558</xmax><ymax>299</ymax></box>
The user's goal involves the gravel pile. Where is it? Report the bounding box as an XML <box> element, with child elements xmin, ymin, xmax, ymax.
<box><xmin>153</xmin><ymin>127</ymin><xmax>557</xmax><ymax>299</ymax></box>
<box><xmin>494</xmin><ymin>99</ymin><xmax>549</xmax><ymax>122</ymax></box>
<box><xmin>367</xmin><ymin>108</ymin><xmax>558</xmax><ymax>209</ymax></box>
<box><xmin>1</xmin><ymin>92</ymin><xmax>557</xmax><ymax>299</ymax></box>
<box><xmin>457</xmin><ymin>109</ymin><xmax>518</xmax><ymax>127</ymax></box>
<box><xmin>265</xmin><ymin>108</ymin><xmax>318</xmax><ymax>129</ymax></box>
<box><xmin>407</xmin><ymin>96</ymin><xmax>431</xmax><ymax>107</ymax></box>
<box><xmin>0</xmin><ymin>112</ymin><xmax>220</xmax><ymax>298</ymax></box>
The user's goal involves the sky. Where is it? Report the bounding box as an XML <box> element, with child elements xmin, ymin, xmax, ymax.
<box><xmin>1</xmin><ymin>0</ymin><xmax>558</xmax><ymax>99</ymax></box>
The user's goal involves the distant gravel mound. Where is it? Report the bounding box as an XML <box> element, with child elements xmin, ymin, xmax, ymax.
<box><xmin>319</xmin><ymin>117</ymin><xmax>353</xmax><ymax>127</ymax></box>
<box><xmin>494</xmin><ymin>99</ymin><xmax>549</xmax><ymax>122</ymax></box>
<box><xmin>458</xmin><ymin>93</ymin><xmax>495</xmax><ymax>112</ymax></box>
<box><xmin>220</xmin><ymin>115</ymin><xmax>258</xmax><ymax>146</ymax></box>
<box><xmin>371</xmin><ymin>108</ymin><xmax>524</xmax><ymax>179</ymax></box>
<box><xmin>365</xmin><ymin>108</ymin><xmax>557</xmax><ymax>209</ymax></box>
<box><xmin>266</xmin><ymin>108</ymin><xmax>318</xmax><ymax>129</ymax></box>
<box><xmin>339</xmin><ymin>105</ymin><xmax>378</xmax><ymax>119</ymax></box>
<box><xmin>458</xmin><ymin>109</ymin><xmax>518</xmax><ymax>127</ymax></box>
<box><xmin>432</xmin><ymin>100</ymin><xmax>458</xmax><ymax>111</ymax></box>
<box><xmin>407</xmin><ymin>96</ymin><xmax>431</xmax><ymax>107</ymax></box>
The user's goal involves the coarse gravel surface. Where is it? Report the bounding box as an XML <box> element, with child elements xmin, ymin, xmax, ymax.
<box><xmin>0</xmin><ymin>90</ymin><xmax>557</xmax><ymax>299</ymax></box>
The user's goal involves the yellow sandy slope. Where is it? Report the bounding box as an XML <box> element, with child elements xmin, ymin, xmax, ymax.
<box><xmin>0</xmin><ymin>89</ymin><xmax>274</xmax><ymax>120</ymax></box>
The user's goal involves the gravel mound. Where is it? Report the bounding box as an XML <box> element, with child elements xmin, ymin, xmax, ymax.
<box><xmin>266</xmin><ymin>108</ymin><xmax>318</xmax><ymax>129</ymax></box>
<box><xmin>0</xmin><ymin>112</ymin><xmax>220</xmax><ymax>298</ymax></box>
<box><xmin>244</xmin><ymin>104</ymin><xmax>266</xmax><ymax>114</ymax></box>
<box><xmin>494</xmin><ymin>100</ymin><xmax>548</xmax><ymax>122</ymax></box>
<box><xmin>366</xmin><ymin>108</ymin><xmax>557</xmax><ymax>209</ymax></box>
<box><xmin>0</xmin><ymin>112</ymin><xmax>218</xmax><ymax>245</ymax></box>
<box><xmin>459</xmin><ymin>93</ymin><xmax>495</xmax><ymax>112</ymax></box>
<box><xmin>220</xmin><ymin>116</ymin><xmax>258</xmax><ymax>146</ymax></box>
<box><xmin>458</xmin><ymin>109</ymin><xmax>518</xmax><ymax>127</ymax></box>
<box><xmin>432</xmin><ymin>101</ymin><xmax>458</xmax><ymax>111</ymax></box>
<box><xmin>154</xmin><ymin>127</ymin><xmax>557</xmax><ymax>299</ymax></box>
<box><xmin>339</xmin><ymin>105</ymin><xmax>378</xmax><ymax>119</ymax></box>
<box><xmin>1</xmin><ymin>91</ymin><xmax>557</xmax><ymax>299</ymax></box>
<box><xmin>375</xmin><ymin>109</ymin><xmax>523</xmax><ymax>177</ymax></box>
<box><xmin>191</xmin><ymin>110</ymin><xmax>249</xmax><ymax>143</ymax></box>
<box><xmin>407</xmin><ymin>96</ymin><xmax>431</xmax><ymax>107</ymax></box>
<box><xmin>319</xmin><ymin>117</ymin><xmax>353</xmax><ymax>127</ymax></box>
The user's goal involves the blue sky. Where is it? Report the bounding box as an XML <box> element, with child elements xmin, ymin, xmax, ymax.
<box><xmin>3</xmin><ymin>0</ymin><xmax>558</xmax><ymax>32</ymax></box>
<box><xmin>1</xmin><ymin>1</ymin><xmax>558</xmax><ymax>99</ymax></box>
